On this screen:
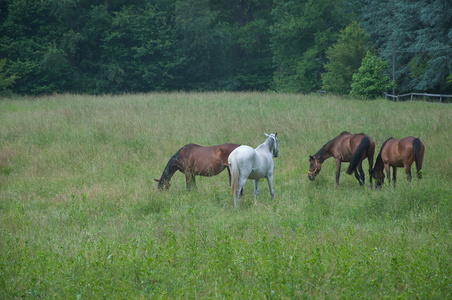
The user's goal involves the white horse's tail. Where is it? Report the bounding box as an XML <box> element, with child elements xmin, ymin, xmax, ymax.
<box><xmin>229</xmin><ymin>154</ymin><xmax>240</xmax><ymax>197</ymax></box>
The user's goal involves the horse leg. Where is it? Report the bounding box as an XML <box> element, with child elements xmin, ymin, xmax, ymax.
<box><xmin>267</xmin><ymin>174</ymin><xmax>274</xmax><ymax>201</ymax></box>
<box><xmin>384</xmin><ymin>163</ymin><xmax>391</xmax><ymax>186</ymax></box>
<box><xmin>392</xmin><ymin>167</ymin><xmax>397</xmax><ymax>188</ymax></box>
<box><xmin>354</xmin><ymin>162</ymin><xmax>365</xmax><ymax>186</ymax></box>
<box><xmin>359</xmin><ymin>162</ymin><xmax>365</xmax><ymax>186</ymax></box>
<box><xmin>192</xmin><ymin>174</ymin><xmax>196</xmax><ymax>189</ymax></box>
<box><xmin>417</xmin><ymin>168</ymin><xmax>423</xmax><ymax>179</ymax></box>
<box><xmin>405</xmin><ymin>164</ymin><xmax>412</xmax><ymax>182</ymax></box>
<box><xmin>235</xmin><ymin>177</ymin><xmax>248</xmax><ymax>207</ymax></box>
<box><xmin>253</xmin><ymin>180</ymin><xmax>259</xmax><ymax>206</ymax></box>
<box><xmin>335</xmin><ymin>159</ymin><xmax>341</xmax><ymax>188</ymax></box>
<box><xmin>415</xmin><ymin>161</ymin><xmax>423</xmax><ymax>179</ymax></box>
<box><xmin>185</xmin><ymin>172</ymin><xmax>192</xmax><ymax>191</ymax></box>
<box><xmin>184</xmin><ymin>172</ymin><xmax>196</xmax><ymax>191</ymax></box>
<box><xmin>368</xmin><ymin>158</ymin><xmax>374</xmax><ymax>188</ymax></box>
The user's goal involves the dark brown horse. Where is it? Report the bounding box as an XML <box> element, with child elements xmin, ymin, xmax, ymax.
<box><xmin>370</xmin><ymin>137</ymin><xmax>425</xmax><ymax>187</ymax></box>
<box><xmin>308</xmin><ymin>131</ymin><xmax>375</xmax><ymax>187</ymax></box>
<box><xmin>155</xmin><ymin>143</ymin><xmax>240</xmax><ymax>191</ymax></box>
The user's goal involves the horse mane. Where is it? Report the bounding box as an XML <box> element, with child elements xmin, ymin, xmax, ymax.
<box><xmin>159</xmin><ymin>144</ymin><xmax>189</xmax><ymax>181</ymax></box>
<box><xmin>266</xmin><ymin>135</ymin><xmax>276</xmax><ymax>151</ymax></box>
<box><xmin>314</xmin><ymin>138</ymin><xmax>334</xmax><ymax>157</ymax></box>
<box><xmin>375</xmin><ymin>137</ymin><xmax>393</xmax><ymax>166</ymax></box>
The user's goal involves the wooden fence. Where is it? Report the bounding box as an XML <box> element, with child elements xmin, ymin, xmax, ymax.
<box><xmin>384</xmin><ymin>92</ymin><xmax>452</xmax><ymax>103</ymax></box>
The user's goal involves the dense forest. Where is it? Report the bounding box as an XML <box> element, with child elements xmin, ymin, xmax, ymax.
<box><xmin>0</xmin><ymin>0</ymin><xmax>451</xmax><ymax>95</ymax></box>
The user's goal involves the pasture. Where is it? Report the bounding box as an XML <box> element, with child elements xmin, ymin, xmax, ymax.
<box><xmin>1</xmin><ymin>93</ymin><xmax>451</xmax><ymax>298</ymax></box>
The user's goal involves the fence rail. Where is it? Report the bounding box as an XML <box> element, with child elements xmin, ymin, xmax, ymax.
<box><xmin>384</xmin><ymin>92</ymin><xmax>452</xmax><ymax>103</ymax></box>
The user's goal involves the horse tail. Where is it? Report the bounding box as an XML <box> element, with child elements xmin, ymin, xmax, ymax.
<box><xmin>346</xmin><ymin>136</ymin><xmax>370</xmax><ymax>175</ymax></box>
<box><xmin>229</xmin><ymin>153</ymin><xmax>240</xmax><ymax>196</ymax></box>
<box><xmin>413</xmin><ymin>138</ymin><xmax>424</xmax><ymax>177</ymax></box>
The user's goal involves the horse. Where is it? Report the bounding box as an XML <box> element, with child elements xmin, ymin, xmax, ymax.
<box><xmin>228</xmin><ymin>133</ymin><xmax>278</xmax><ymax>207</ymax></box>
<box><xmin>370</xmin><ymin>137</ymin><xmax>424</xmax><ymax>188</ymax></box>
<box><xmin>308</xmin><ymin>131</ymin><xmax>375</xmax><ymax>187</ymax></box>
<box><xmin>154</xmin><ymin>143</ymin><xmax>240</xmax><ymax>191</ymax></box>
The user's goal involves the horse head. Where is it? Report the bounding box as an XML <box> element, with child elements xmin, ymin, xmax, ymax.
<box><xmin>265</xmin><ymin>132</ymin><xmax>278</xmax><ymax>157</ymax></box>
<box><xmin>154</xmin><ymin>178</ymin><xmax>170</xmax><ymax>190</ymax></box>
<box><xmin>308</xmin><ymin>155</ymin><xmax>322</xmax><ymax>181</ymax></box>
<box><xmin>369</xmin><ymin>168</ymin><xmax>384</xmax><ymax>187</ymax></box>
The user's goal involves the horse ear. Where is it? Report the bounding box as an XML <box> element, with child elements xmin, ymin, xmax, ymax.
<box><xmin>275</xmin><ymin>132</ymin><xmax>277</xmax><ymax>137</ymax></box>
<box><xmin>265</xmin><ymin>132</ymin><xmax>269</xmax><ymax>137</ymax></box>
<box><xmin>309</xmin><ymin>155</ymin><xmax>314</xmax><ymax>160</ymax></box>
<box><xmin>154</xmin><ymin>179</ymin><xmax>159</xmax><ymax>182</ymax></box>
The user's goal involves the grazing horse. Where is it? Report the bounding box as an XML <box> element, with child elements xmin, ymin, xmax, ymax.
<box><xmin>155</xmin><ymin>143</ymin><xmax>240</xmax><ymax>191</ymax></box>
<box><xmin>308</xmin><ymin>131</ymin><xmax>375</xmax><ymax>187</ymax></box>
<box><xmin>370</xmin><ymin>137</ymin><xmax>425</xmax><ymax>187</ymax></box>
<box><xmin>228</xmin><ymin>133</ymin><xmax>278</xmax><ymax>207</ymax></box>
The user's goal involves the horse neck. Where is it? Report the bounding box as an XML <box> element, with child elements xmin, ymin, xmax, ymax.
<box><xmin>258</xmin><ymin>139</ymin><xmax>273</xmax><ymax>154</ymax></box>
<box><xmin>373</xmin><ymin>138</ymin><xmax>391</xmax><ymax>172</ymax></box>
<box><xmin>373</xmin><ymin>154</ymin><xmax>384</xmax><ymax>172</ymax></box>
<box><xmin>315</xmin><ymin>141</ymin><xmax>334</xmax><ymax>161</ymax></box>
<box><xmin>159</xmin><ymin>155</ymin><xmax>180</xmax><ymax>183</ymax></box>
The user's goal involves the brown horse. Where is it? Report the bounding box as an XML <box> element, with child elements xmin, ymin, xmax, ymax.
<box><xmin>155</xmin><ymin>143</ymin><xmax>240</xmax><ymax>191</ymax></box>
<box><xmin>308</xmin><ymin>131</ymin><xmax>375</xmax><ymax>187</ymax></box>
<box><xmin>370</xmin><ymin>137</ymin><xmax>424</xmax><ymax>187</ymax></box>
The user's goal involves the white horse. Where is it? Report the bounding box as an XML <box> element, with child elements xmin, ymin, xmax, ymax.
<box><xmin>228</xmin><ymin>133</ymin><xmax>278</xmax><ymax>207</ymax></box>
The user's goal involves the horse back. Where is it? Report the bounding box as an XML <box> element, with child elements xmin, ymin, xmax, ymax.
<box><xmin>335</xmin><ymin>133</ymin><xmax>371</xmax><ymax>162</ymax></box>
<box><xmin>218</xmin><ymin>143</ymin><xmax>240</xmax><ymax>166</ymax></box>
<box><xmin>398</xmin><ymin>137</ymin><xmax>424</xmax><ymax>164</ymax></box>
<box><xmin>180</xmin><ymin>144</ymin><xmax>227</xmax><ymax>175</ymax></box>
<box><xmin>380</xmin><ymin>138</ymin><xmax>410</xmax><ymax>167</ymax></box>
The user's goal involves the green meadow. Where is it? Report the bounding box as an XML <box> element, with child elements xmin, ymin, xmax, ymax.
<box><xmin>1</xmin><ymin>93</ymin><xmax>451</xmax><ymax>298</ymax></box>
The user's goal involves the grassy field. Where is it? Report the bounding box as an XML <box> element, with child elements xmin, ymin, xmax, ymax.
<box><xmin>1</xmin><ymin>93</ymin><xmax>451</xmax><ymax>299</ymax></box>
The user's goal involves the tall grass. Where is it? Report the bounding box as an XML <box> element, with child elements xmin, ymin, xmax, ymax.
<box><xmin>1</xmin><ymin>93</ymin><xmax>451</xmax><ymax>298</ymax></box>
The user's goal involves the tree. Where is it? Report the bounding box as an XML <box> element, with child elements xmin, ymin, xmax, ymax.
<box><xmin>0</xmin><ymin>59</ymin><xmax>18</xmax><ymax>91</ymax></box>
<box><xmin>270</xmin><ymin>0</ymin><xmax>360</xmax><ymax>92</ymax></box>
<box><xmin>321</xmin><ymin>21</ymin><xmax>371</xmax><ymax>95</ymax></box>
<box><xmin>100</xmin><ymin>3</ymin><xmax>182</xmax><ymax>93</ymax></box>
<box><xmin>350</xmin><ymin>51</ymin><xmax>396</xmax><ymax>99</ymax></box>
<box><xmin>358</xmin><ymin>0</ymin><xmax>452</xmax><ymax>93</ymax></box>
<box><xmin>174</xmin><ymin>0</ymin><xmax>235</xmax><ymax>90</ymax></box>
<box><xmin>0</xmin><ymin>0</ymin><xmax>63</xmax><ymax>94</ymax></box>
<box><xmin>208</xmin><ymin>0</ymin><xmax>273</xmax><ymax>91</ymax></box>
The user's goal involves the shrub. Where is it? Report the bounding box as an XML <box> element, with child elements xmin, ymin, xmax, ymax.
<box><xmin>350</xmin><ymin>51</ymin><xmax>396</xmax><ymax>99</ymax></box>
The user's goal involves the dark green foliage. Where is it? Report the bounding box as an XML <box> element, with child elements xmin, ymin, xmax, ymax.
<box><xmin>0</xmin><ymin>0</ymin><xmax>450</xmax><ymax>95</ymax></box>
<box><xmin>0</xmin><ymin>59</ymin><xmax>18</xmax><ymax>91</ymax></box>
<box><xmin>226</xmin><ymin>0</ymin><xmax>274</xmax><ymax>91</ymax></box>
<box><xmin>174</xmin><ymin>0</ymin><xmax>235</xmax><ymax>91</ymax></box>
<box><xmin>270</xmin><ymin>0</ymin><xmax>358</xmax><ymax>92</ymax></box>
<box><xmin>359</xmin><ymin>0</ymin><xmax>452</xmax><ymax>94</ymax></box>
<box><xmin>100</xmin><ymin>4</ymin><xmax>182</xmax><ymax>93</ymax></box>
<box><xmin>322</xmin><ymin>21</ymin><xmax>371</xmax><ymax>95</ymax></box>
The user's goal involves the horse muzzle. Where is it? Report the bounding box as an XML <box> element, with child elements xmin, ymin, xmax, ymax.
<box><xmin>308</xmin><ymin>173</ymin><xmax>316</xmax><ymax>181</ymax></box>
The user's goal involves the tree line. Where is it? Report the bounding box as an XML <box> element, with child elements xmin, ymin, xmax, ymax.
<box><xmin>1</xmin><ymin>0</ymin><xmax>451</xmax><ymax>96</ymax></box>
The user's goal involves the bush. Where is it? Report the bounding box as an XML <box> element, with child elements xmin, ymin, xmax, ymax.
<box><xmin>350</xmin><ymin>51</ymin><xmax>396</xmax><ymax>99</ymax></box>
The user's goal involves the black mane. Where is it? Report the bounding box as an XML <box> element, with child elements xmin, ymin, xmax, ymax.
<box><xmin>158</xmin><ymin>144</ymin><xmax>187</xmax><ymax>182</ymax></box>
<box><xmin>314</xmin><ymin>138</ymin><xmax>334</xmax><ymax>157</ymax></box>
<box><xmin>374</xmin><ymin>137</ymin><xmax>393</xmax><ymax>167</ymax></box>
